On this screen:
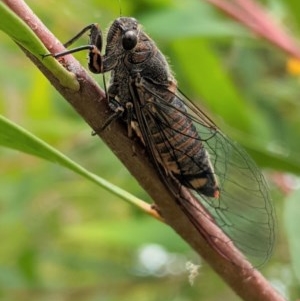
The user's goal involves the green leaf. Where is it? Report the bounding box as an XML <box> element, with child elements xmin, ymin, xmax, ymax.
<box><xmin>0</xmin><ymin>2</ymin><xmax>79</xmax><ymax>91</ymax></box>
<box><xmin>284</xmin><ymin>188</ymin><xmax>300</xmax><ymax>283</ymax></box>
<box><xmin>0</xmin><ymin>115</ymin><xmax>150</xmax><ymax>213</ymax></box>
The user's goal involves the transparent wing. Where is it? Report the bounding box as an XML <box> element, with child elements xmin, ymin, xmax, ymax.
<box><xmin>130</xmin><ymin>78</ymin><xmax>276</xmax><ymax>267</ymax></box>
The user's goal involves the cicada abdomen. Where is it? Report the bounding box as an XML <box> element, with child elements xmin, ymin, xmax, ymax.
<box><xmin>138</xmin><ymin>89</ymin><xmax>220</xmax><ymax>199</ymax></box>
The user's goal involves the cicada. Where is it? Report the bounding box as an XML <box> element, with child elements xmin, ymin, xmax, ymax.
<box><xmin>48</xmin><ymin>17</ymin><xmax>276</xmax><ymax>267</ymax></box>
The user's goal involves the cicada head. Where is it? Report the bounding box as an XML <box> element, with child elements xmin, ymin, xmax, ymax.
<box><xmin>106</xmin><ymin>17</ymin><xmax>139</xmax><ymax>54</ymax></box>
<box><xmin>103</xmin><ymin>17</ymin><xmax>158</xmax><ymax>70</ymax></box>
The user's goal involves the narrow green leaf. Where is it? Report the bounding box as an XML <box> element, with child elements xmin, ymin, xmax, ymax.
<box><xmin>0</xmin><ymin>115</ymin><xmax>152</xmax><ymax>214</ymax></box>
<box><xmin>0</xmin><ymin>2</ymin><xmax>79</xmax><ymax>91</ymax></box>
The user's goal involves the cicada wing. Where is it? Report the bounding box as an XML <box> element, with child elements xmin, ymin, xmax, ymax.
<box><xmin>178</xmin><ymin>91</ymin><xmax>276</xmax><ymax>265</ymax></box>
<box><xmin>198</xmin><ymin>131</ymin><xmax>275</xmax><ymax>265</ymax></box>
<box><xmin>130</xmin><ymin>78</ymin><xmax>276</xmax><ymax>267</ymax></box>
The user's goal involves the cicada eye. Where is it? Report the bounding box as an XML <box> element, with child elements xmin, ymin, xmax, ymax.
<box><xmin>122</xmin><ymin>30</ymin><xmax>138</xmax><ymax>50</ymax></box>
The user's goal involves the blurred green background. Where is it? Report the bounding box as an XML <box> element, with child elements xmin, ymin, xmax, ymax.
<box><xmin>1</xmin><ymin>0</ymin><xmax>300</xmax><ymax>300</ymax></box>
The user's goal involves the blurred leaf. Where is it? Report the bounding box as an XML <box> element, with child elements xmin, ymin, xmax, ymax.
<box><xmin>284</xmin><ymin>188</ymin><xmax>300</xmax><ymax>283</ymax></box>
<box><xmin>229</xmin><ymin>129</ymin><xmax>300</xmax><ymax>175</ymax></box>
<box><xmin>27</xmin><ymin>69</ymin><xmax>53</xmax><ymax>119</ymax></box>
<box><xmin>140</xmin><ymin>0</ymin><xmax>247</xmax><ymax>39</ymax></box>
<box><xmin>0</xmin><ymin>267</ymin><xmax>25</xmax><ymax>288</ymax></box>
<box><xmin>64</xmin><ymin>219</ymin><xmax>189</xmax><ymax>252</ymax></box>
<box><xmin>17</xmin><ymin>248</ymin><xmax>38</xmax><ymax>285</ymax></box>
<box><xmin>170</xmin><ymin>38</ymin><xmax>267</xmax><ymax>134</ymax></box>
<box><xmin>284</xmin><ymin>0</ymin><xmax>300</xmax><ymax>31</ymax></box>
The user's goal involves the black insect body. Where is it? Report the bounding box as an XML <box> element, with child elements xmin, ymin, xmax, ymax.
<box><xmin>101</xmin><ymin>18</ymin><xmax>220</xmax><ymax>199</ymax></box>
<box><xmin>49</xmin><ymin>17</ymin><xmax>276</xmax><ymax>267</ymax></box>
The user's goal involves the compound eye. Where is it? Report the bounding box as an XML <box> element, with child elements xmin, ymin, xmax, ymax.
<box><xmin>122</xmin><ymin>31</ymin><xmax>138</xmax><ymax>50</ymax></box>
